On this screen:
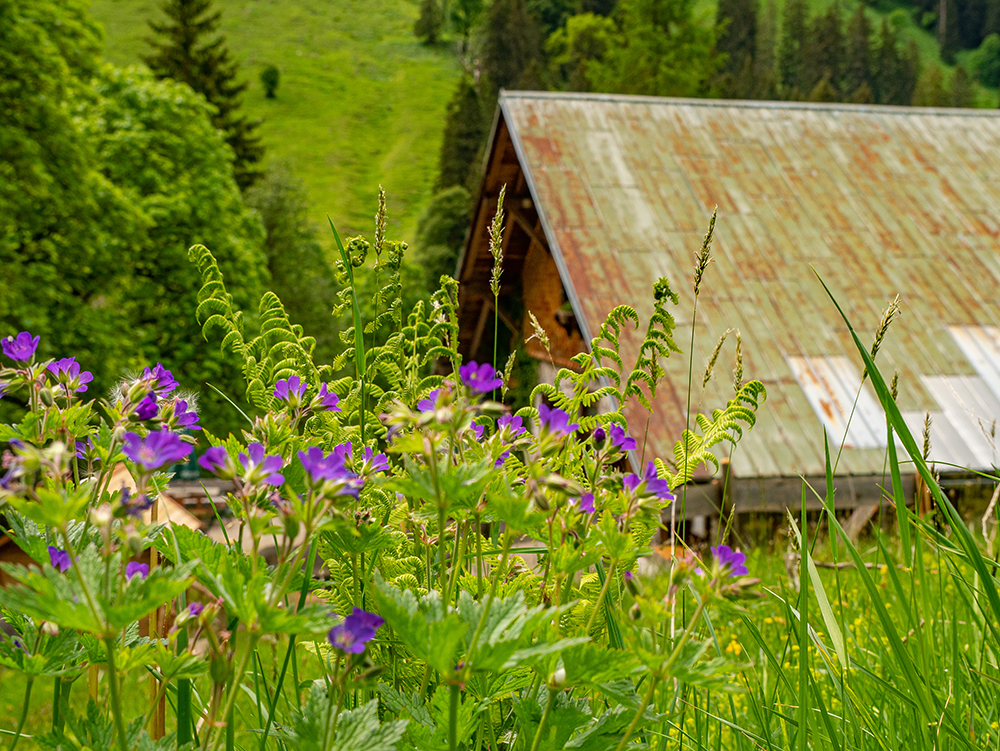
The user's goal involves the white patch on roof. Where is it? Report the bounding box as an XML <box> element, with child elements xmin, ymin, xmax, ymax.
<box><xmin>787</xmin><ymin>356</ymin><xmax>885</xmax><ymax>449</ymax></box>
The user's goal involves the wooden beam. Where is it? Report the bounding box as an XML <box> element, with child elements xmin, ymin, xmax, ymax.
<box><xmin>469</xmin><ymin>299</ymin><xmax>492</xmax><ymax>358</ymax></box>
<box><xmin>508</xmin><ymin>206</ymin><xmax>548</xmax><ymax>252</ymax></box>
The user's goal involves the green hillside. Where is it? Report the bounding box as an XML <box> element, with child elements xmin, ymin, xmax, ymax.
<box><xmin>89</xmin><ymin>0</ymin><xmax>461</xmax><ymax>246</ymax></box>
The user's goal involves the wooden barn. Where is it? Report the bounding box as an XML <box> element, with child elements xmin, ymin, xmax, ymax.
<box><xmin>456</xmin><ymin>91</ymin><xmax>1000</xmax><ymax>524</ymax></box>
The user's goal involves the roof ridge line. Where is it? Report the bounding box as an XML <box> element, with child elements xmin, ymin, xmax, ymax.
<box><xmin>498</xmin><ymin>89</ymin><xmax>1000</xmax><ymax>118</ymax></box>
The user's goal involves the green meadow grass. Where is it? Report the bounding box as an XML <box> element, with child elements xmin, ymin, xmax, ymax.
<box><xmin>89</xmin><ymin>0</ymin><xmax>462</xmax><ymax>248</ymax></box>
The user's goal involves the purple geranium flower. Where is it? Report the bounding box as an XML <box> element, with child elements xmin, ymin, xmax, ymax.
<box><xmin>134</xmin><ymin>392</ymin><xmax>158</xmax><ymax>421</ymax></box>
<box><xmin>312</xmin><ymin>383</ymin><xmax>341</xmax><ymax>412</ymax></box>
<box><xmin>298</xmin><ymin>446</ymin><xmax>361</xmax><ymax>496</ymax></box>
<box><xmin>471</xmin><ymin>421</ymin><xmax>485</xmax><ymax>441</ymax></box>
<box><xmin>187</xmin><ymin>602</ymin><xmax>203</xmax><ymax>617</ymax></box>
<box><xmin>417</xmin><ymin>388</ymin><xmax>441</xmax><ymax>412</ymax></box>
<box><xmin>609</xmin><ymin>424</ymin><xmax>637</xmax><ymax>451</ymax></box>
<box><xmin>332</xmin><ymin>441</ymin><xmax>352</xmax><ymax>465</ymax></box>
<box><xmin>123</xmin><ymin>429</ymin><xmax>193</xmax><ymax>473</ymax></box>
<box><xmin>126</xmin><ymin>562</ymin><xmax>149</xmax><ymax>581</ymax></box>
<box><xmin>76</xmin><ymin>437</ymin><xmax>98</xmax><ymax>463</ymax></box>
<box><xmin>48</xmin><ymin>546</ymin><xmax>71</xmax><ymax>573</ymax></box>
<box><xmin>592</xmin><ymin>427</ymin><xmax>606</xmax><ymax>443</ymax></box>
<box><xmin>328</xmin><ymin>608</ymin><xmax>384</xmax><ymax>654</ymax></box>
<box><xmin>495</xmin><ymin>449</ymin><xmax>511</xmax><ymax>467</ymax></box>
<box><xmin>171</xmin><ymin>399</ymin><xmax>201</xmax><ymax>431</ymax></box>
<box><xmin>571</xmin><ymin>493</ymin><xmax>596</xmax><ymax>514</ymax></box>
<box><xmin>47</xmin><ymin>357</ymin><xmax>93</xmax><ymax>394</ymax></box>
<box><xmin>712</xmin><ymin>545</ymin><xmax>748</xmax><ymax>578</ymax></box>
<box><xmin>362</xmin><ymin>447</ymin><xmax>389</xmax><ymax>474</ymax></box>
<box><xmin>198</xmin><ymin>446</ymin><xmax>236</xmax><ymax>479</ymax></box>
<box><xmin>459</xmin><ymin>361</ymin><xmax>503</xmax><ymax>394</ymax></box>
<box><xmin>143</xmin><ymin>364</ymin><xmax>178</xmax><ymax>397</ymax></box>
<box><xmin>498</xmin><ymin>414</ymin><xmax>526</xmax><ymax>438</ymax></box>
<box><xmin>273</xmin><ymin>376</ymin><xmax>307</xmax><ymax>408</ymax></box>
<box><xmin>537</xmin><ymin>404</ymin><xmax>580</xmax><ymax>436</ymax></box>
<box><xmin>623</xmin><ymin>462</ymin><xmax>675</xmax><ymax>501</ymax></box>
<box><xmin>2</xmin><ymin>332</ymin><xmax>39</xmax><ymax>362</ymax></box>
<box><xmin>120</xmin><ymin>487</ymin><xmax>154</xmax><ymax>518</ymax></box>
<box><xmin>238</xmin><ymin>443</ymin><xmax>284</xmax><ymax>486</ymax></box>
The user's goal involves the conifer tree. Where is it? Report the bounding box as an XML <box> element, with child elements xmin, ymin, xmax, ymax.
<box><xmin>482</xmin><ymin>0</ymin><xmax>544</xmax><ymax>90</ymax></box>
<box><xmin>436</xmin><ymin>76</ymin><xmax>488</xmax><ymax>191</ymax></box>
<box><xmin>939</xmin><ymin>0</ymin><xmax>961</xmax><ymax>63</ymax></box>
<box><xmin>913</xmin><ymin>64</ymin><xmax>949</xmax><ymax>105</ymax></box>
<box><xmin>415</xmin><ymin>0</ymin><xmax>444</xmax><ymax>44</ymax></box>
<box><xmin>755</xmin><ymin>0</ymin><xmax>779</xmax><ymax>99</ymax></box>
<box><xmin>844</xmin><ymin>5</ymin><xmax>873</xmax><ymax>101</ymax></box>
<box><xmin>145</xmin><ymin>0</ymin><xmax>263</xmax><ymax>189</ymax></box>
<box><xmin>715</xmin><ymin>0</ymin><xmax>759</xmax><ymax>97</ymax></box>
<box><xmin>802</xmin><ymin>3</ymin><xmax>845</xmax><ymax>96</ymax></box>
<box><xmin>778</xmin><ymin>0</ymin><xmax>808</xmax><ymax>97</ymax></box>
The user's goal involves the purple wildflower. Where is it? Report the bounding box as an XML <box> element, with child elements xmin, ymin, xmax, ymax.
<box><xmin>362</xmin><ymin>447</ymin><xmax>389</xmax><ymax>474</ymax></box>
<box><xmin>142</xmin><ymin>364</ymin><xmax>178</xmax><ymax>397</ymax></box>
<box><xmin>126</xmin><ymin>562</ymin><xmax>149</xmax><ymax>581</ymax></box>
<box><xmin>238</xmin><ymin>443</ymin><xmax>284</xmax><ymax>486</ymax></box>
<box><xmin>495</xmin><ymin>449</ymin><xmax>511</xmax><ymax>467</ymax></box>
<box><xmin>298</xmin><ymin>446</ymin><xmax>360</xmax><ymax>496</ymax></box>
<box><xmin>417</xmin><ymin>388</ymin><xmax>441</xmax><ymax>412</ymax></box>
<box><xmin>623</xmin><ymin>570</ymin><xmax>634</xmax><ymax>581</ymax></box>
<box><xmin>459</xmin><ymin>361</ymin><xmax>503</xmax><ymax>394</ymax></box>
<box><xmin>120</xmin><ymin>487</ymin><xmax>154</xmax><ymax>518</ymax></box>
<box><xmin>170</xmin><ymin>399</ymin><xmax>201</xmax><ymax>431</ymax></box>
<box><xmin>332</xmin><ymin>441</ymin><xmax>352</xmax><ymax>465</ymax></box>
<box><xmin>571</xmin><ymin>493</ymin><xmax>596</xmax><ymax>514</ymax></box>
<box><xmin>134</xmin><ymin>392</ymin><xmax>158</xmax><ymax>421</ymax></box>
<box><xmin>537</xmin><ymin>404</ymin><xmax>580</xmax><ymax>436</ymax></box>
<box><xmin>711</xmin><ymin>545</ymin><xmax>748</xmax><ymax>578</ymax></box>
<box><xmin>273</xmin><ymin>376</ymin><xmax>307</xmax><ymax>408</ymax></box>
<box><xmin>609</xmin><ymin>424</ymin><xmax>637</xmax><ymax>452</ymax></box>
<box><xmin>327</xmin><ymin>608</ymin><xmax>384</xmax><ymax>654</ymax></box>
<box><xmin>122</xmin><ymin>429</ymin><xmax>193</xmax><ymax>473</ymax></box>
<box><xmin>46</xmin><ymin>357</ymin><xmax>93</xmax><ymax>394</ymax></box>
<box><xmin>312</xmin><ymin>383</ymin><xmax>341</xmax><ymax>412</ymax></box>
<box><xmin>2</xmin><ymin>332</ymin><xmax>39</xmax><ymax>362</ymax></box>
<box><xmin>11</xmin><ymin>637</ymin><xmax>27</xmax><ymax>654</ymax></box>
<box><xmin>498</xmin><ymin>414</ymin><xmax>526</xmax><ymax>438</ymax></box>
<box><xmin>187</xmin><ymin>602</ymin><xmax>203</xmax><ymax>617</ymax></box>
<box><xmin>623</xmin><ymin>462</ymin><xmax>675</xmax><ymax>501</ymax></box>
<box><xmin>198</xmin><ymin>446</ymin><xmax>236</xmax><ymax>479</ymax></box>
<box><xmin>592</xmin><ymin>427</ymin><xmax>606</xmax><ymax>444</ymax></box>
<box><xmin>0</xmin><ymin>381</ymin><xmax>7</xmax><ymax>400</ymax></box>
<box><xmin>76</xmin><ymin>437</ymin><xmax>98</xmax><ymax>463</ymax></box>
<box><xmin>472</xmin><ymin>421</ymin><xmax>485</xmax><ymax>441</ymax></box>
<box><xmin>48</xmin><ymin>546</ymin><xmax>71</xmax><ymax>573</ymax></box>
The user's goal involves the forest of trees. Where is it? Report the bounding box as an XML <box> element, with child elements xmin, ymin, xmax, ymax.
<box><xmin>414</xmin><ymin>0</ymin><xmax>1000</xmax><ymax>281</ymax></box>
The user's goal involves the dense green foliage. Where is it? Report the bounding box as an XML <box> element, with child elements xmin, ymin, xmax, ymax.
<box><xmin>144</xmin><ymin>0</ymin><xmax>264</xmax><ymax>190</ymax></box>
<box><xmin>0</xmin><ymin>0</ymin><xmax>266</xmax><ymax>434</ymax></box>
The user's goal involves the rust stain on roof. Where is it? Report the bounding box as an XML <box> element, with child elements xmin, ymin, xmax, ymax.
<box><xmin>462</xmin><ymin>92</ymin><xmax>1000</xmax><ymax>479</ymax></box>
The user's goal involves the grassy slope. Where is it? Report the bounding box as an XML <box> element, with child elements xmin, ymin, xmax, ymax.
<box><xmin>694</xmin><ymin>0</ymin><xmax>1000</xmax><ymax>106</ymax></box>
<box><xmin>89</xmin><ymin>0</ymin><xmax>461</xmax><ymax>247</ymax></box>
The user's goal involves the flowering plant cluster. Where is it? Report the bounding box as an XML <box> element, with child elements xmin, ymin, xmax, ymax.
<box><xmin>0</xmin><ymin>210</ymin><xmax>768</xmax><ymax>751</ymax></box>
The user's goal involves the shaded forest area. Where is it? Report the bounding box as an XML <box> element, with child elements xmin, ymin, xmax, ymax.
<box><xmin>414</xmin><ymin>0</ymin><xmax>1000</xmax><ymax>287</ymax></box>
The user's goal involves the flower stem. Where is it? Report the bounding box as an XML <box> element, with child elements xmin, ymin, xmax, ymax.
<box><xmin>104</xmin><ymin>637</ymin><xmax>130</xmax><ymax>751</ymax></box>
<box><xmin>613</xmin><ymin>676</ymin><xmax>659</xmax><ymax>751</ymax></box>
<box><xmin>585</xmin><ymin>560</ymin><xmax>616</xmax><ymax>634</ymax></box>
<box><xmin>6</xmin><ymin>676</ymin><xmax>34</xmax><ymax>751</ymax></box>
<box><xmin>528</xmin><ymin>689</ymin><xmax>556</xmax><ymax>751</ymax></box>
<box><xmin>449</xmin><ymin>683</ymin><xmax>460</xmax><ymax>751</ymax></box>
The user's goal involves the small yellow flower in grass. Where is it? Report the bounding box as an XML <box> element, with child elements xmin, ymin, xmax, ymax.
<box><xmin>764</xmin><ymin>617</ymin><xmax>774</xmax><ymax>624</ymax></box>
<box><xmin>992</xmin><ymin>721</ymin><xmax>998</xmax><ymax>730</ymax></box>
<box><xmin>726</xmin><ymin>637</ymin><xmax>742</xmax><ymax>656</ymax></box>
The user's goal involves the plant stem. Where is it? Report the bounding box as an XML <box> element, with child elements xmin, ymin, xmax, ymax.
<box><xmin>449</xmin><ymin>683</ymin><xmax>460</xmax><ymax>751</ymax></box>
<box><xmin>104</xmin><ymin>637</ymin><xmax>130</xmax><ymax>751</ymax></box>
<box><xmin>529</xmin><ymin>689</ymin><xmax>556</xmax><ymax>751</ymax></box>
<box><xmin>614</xmin><ymin>676</ymin><xmax>659</xmax><ymax>751</ymax></box>
<box><xmin>585</xmin><ymin>560</ymin><xmax>616</xmax><ymax>634</ymax></box>
<box><xmin>6</xmin><ymin>676</ymin><xmax>34</xmax><ymax>751</ymax></box>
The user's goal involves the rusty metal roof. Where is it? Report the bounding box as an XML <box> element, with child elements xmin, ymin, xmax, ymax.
<box><xmin>494</xmin><ymin>91</ymin><xmax>1000</xmax><ymax>479</ymax></box>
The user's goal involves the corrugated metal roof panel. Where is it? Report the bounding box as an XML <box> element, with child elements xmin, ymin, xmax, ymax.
<box><xmin>492</xmin><ymin>92</ymin><xmax>1000</xmax><ymax>478</ymax></box>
